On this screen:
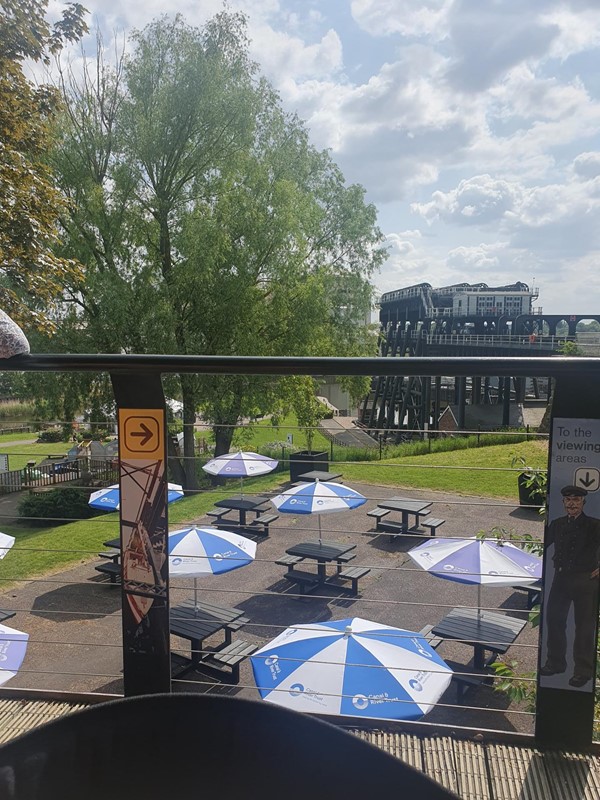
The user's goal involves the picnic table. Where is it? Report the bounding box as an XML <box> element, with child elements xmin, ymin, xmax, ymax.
<box><xmin>285</xmin><ymin>540</ymin><xmax>356</xmax><ymax>582</ymax></box>
<box><xmin>295</xmin><ymin>470</ymin><xmax>343</xmax><ymax>483</ymax></box>
<box><xmin>430</xmin><ymin>607</ymin><xmax>527</xmax><ymax>669</ymax></box>
<box><xmin>212</xmin><ymin>495</ymin><xmax>270</xmax><ymax>526</ymax></box>
<box><xmin>368</xmin><ymin>497</ymin><xmax>436</xmax><ymax>540</ymax></box>
<box><xmin>170</xmin><ymin>598</ymin><xmax>249</xmax><ymax>675</ymax></box>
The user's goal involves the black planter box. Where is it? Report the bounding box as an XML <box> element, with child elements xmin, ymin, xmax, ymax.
<box><xmin>289</xmin><ymin>451</ymin><xmax>329</xmax><ymax>482</ymax></box>
<box><xmin>518</xmin><ymin>473</ymin><xmax>543</xmax><ymax>507</ymax></box>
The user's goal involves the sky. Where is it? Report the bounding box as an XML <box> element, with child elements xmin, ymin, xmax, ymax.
<box><xmin>52</xmin><ymin>0</ymin><xmax>600</xmax><ymax>315</ymax></box>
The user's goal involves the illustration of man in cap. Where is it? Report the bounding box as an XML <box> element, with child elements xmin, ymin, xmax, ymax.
<box><xmin>540</xmin><ymin>485</ymin><xmax>600</xmax><ymax>688</ymax></box>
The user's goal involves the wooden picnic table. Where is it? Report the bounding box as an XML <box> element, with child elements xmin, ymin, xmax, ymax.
<box><xmin>295</xmin><ymin>470</ymin><xmax>343</xmax><ymax>483</ymax></box>
<box><xmin>431</xmin><ymin>607</ymin><xmax>527</xmax><ymax>669</ymax></box>
<box><xmin>285</xmin><ymin>540</ymin><xmax>356</xmax><ymax>582</ymax></box>
<box><xmin>170</xmin><ymin>598</ymin><xmax>247</xmax><ymax>670</ymax></box>
<box><xmin>213</xmin><ymin>495</ymin><xmax>270</xmax><ymax>526</ymax></box>
<box><xmin>376</xmin><ymin>497</ymin><xmax>432</xmax><ymax>531</ymax></box>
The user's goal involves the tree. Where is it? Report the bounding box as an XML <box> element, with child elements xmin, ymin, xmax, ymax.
<box><xmin>39</xmin><ymin>12</ymin><xmax>384</xmax><ymax>487</ymax></box>
<box><xmin>0</xmin><ymin>0</ymin><xmax>87</xmax><ymax>331</ymax></box>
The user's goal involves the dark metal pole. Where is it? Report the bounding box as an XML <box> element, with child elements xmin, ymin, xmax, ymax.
<box><xmin>111</xmin><ymin>372</ymin><xmax>171</xmax><ymax>696</ymax></box>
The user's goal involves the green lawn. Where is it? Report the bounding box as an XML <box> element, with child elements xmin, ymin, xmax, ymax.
<box><xmin>0</xmin><ymin>441</ymin><xmax>76</xmax><ymax>472</ymax></box>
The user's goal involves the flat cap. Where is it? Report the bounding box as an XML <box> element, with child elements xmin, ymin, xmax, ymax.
<box><xmin>561</xmin><ymin>485</ymin><xmax>587</xmax><ymax>497</ymax></box>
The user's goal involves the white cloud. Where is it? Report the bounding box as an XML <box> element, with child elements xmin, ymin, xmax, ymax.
<box><xmin>351</xmin><ymin>0</ymin><xmax>451</xmax><ymax>39</ymax></box>
<box><xmin>573</xmin><ymin>152</ymin><xmax>600</xmax><ymax>180</ymax></box>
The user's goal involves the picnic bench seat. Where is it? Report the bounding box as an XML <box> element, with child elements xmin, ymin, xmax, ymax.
<box><xmin>445</xmin><ymin>659</ymin><xmax>491</xmax><ymax>704</ymax></box>
<box><xmin>250</xmin><ymin>512</ymin><xmax>279</xmax><ymax>537</ymax></box>
<box><xmin>276</xmin><ymin>554</ymin><xmax>304</xmax><ymax>571</ymax></box>
<box><xmin>338</xmin><ymin>566</ymin><xmax>370</xmax><ymax>596</ymax></box>
<box><xmin>207</xmin><ymin>508</ymin><xmax>230</xmax><ymax>521</ymax></box>
<box><xmin>201</xmin><ymin>639</ymin><xmax>258</xmax><ymax>684</ymax></box>
<box><xmin>94</xmin><ymin>562</ymin><xmax>121</xmax><ymax>584</ymax></box>
<box><xmin>228</xmin><ymin>616</ymin><xmax>250</xmax><ymax>633</ymax></box>
<box><xmin>422</xmin><ymin>518</ymin><xmax>445</xmax><ymax>536</ymax></box>
<box><xmin>512</xmin><ymin>580</ymin><xmax>543</xmax><ymax>609</ymax></box>
<box><xmin>283</xmin><ymin>569</ymin><xmax>319</xmax><ymax>594</ymax></box>
<box><xmin>336</xmin><ymin>551</ymin><xmax>356</xmax><ymax>573</ymax></box>
<box><xmin>366</xmin><ymin>508</ymin><xmax>390</xmax><ymax>530</ymax></box>
<box><xmin>418</xmin><ymin>624</ymin><xmax>442</xmax><ymax>650</ymax></box>
<box><xmin>98</xmin><ymin>551</ymin><xmax>119</xmax><ymax>562</ymax></box>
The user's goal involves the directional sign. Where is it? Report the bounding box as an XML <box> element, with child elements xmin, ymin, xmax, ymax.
<box><xmin>119</xmin><ymin>409</ymin><xmax>164</xmax><ymax>460</ymax></box>
<box><xmin>574</xmin><ymin>467</ymin><xmax>600</xmax><ymax>493</ymax></box>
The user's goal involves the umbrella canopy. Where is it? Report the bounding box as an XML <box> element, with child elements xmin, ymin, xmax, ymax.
<box><xmin>0</xmin><ymin>622</ymin><xmax>28</xmax><ymax>687</ymax></box>
<box><xmin>202</xmin><ymin>451</ymin><xmax>278</xmax><ymax>479</ymax></box>
<box><xmin>408</xmin><ymin>536</ymin><xmax>542</xmax><ymax>587</ymax></box>
<box><xmin>168</xmin><ymin>526</ymin><xmax>256</xmax><ymax>577</ymax></box>
<box><xmin>88</xmin><ymin>483</ymin><xmax>184</xmax><ymax>511</ymax></box>
<box><xmin>270</xmin><ymin>480</ymin><xmax>366</xmax><ymax>543</ymax></box>
<box><xmin>251</xmin><ymin>617</ymin><xmax>452</xmax><ymax>721</ymax></box>
<box><xmin>0</xmin><ymin>532</ymin><xmax>15</xmax><ymax>560</ymax></box>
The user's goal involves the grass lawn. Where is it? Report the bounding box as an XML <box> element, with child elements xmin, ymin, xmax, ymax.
<box><xmin>196</xmin><ymin>413</ymin><xmax>332</xmax><ymax>454</ymax></box>
<box><xmin>341</xmin><ymin>438</ymin><xmax>548</xmax><ymax>499</ymax></box>
<box><xmin>0</xmin><ymin>441</ymin><xmax>76</xmax><ymax>472</ymax></box>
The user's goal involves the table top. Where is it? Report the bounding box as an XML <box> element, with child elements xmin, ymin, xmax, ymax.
<box><xmin>296</xmin><ymin>470</ymin><xmax>343</xmax><ymax>483</ymax></box>
<box><xmin>170</xmin><ymin>598</ymin><xmax>245</xmax><ymax>640</ymax></box>
<box><xmin>431</xmin><ymin>608</ymin><xmax>527</xmax><ymax>654</ymax></box>
<box><xmin>378</xmin><ymin>497</ymin><xmax>432</xmax><ymax>514</ymax></box>
<box><xmin>214</xmin><ymin>495</ymin><xmax>270</xmax><ymax>512</ymax></box>
<box><xmin>103</xmin><ymin>537</ymin><xmax>120</xmax><ymax>550</ymax></box>
<box><xmin>286</xmin><ymin>540</ymin><xmax>356</xmax><ymax>561</ymax></box>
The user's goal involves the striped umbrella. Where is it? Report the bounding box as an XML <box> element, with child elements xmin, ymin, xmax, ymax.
<box><xmin>270</xmin><ymin>479</ymin><xmax>366</xmax><ymax>543</ymax></box>
<box><xmin>0</xmin><ymin>622</ymin><xmax>28</xmax><ymax>687</ymax></box>
<box><xmin>202</xmin><ymin>451</ymin><xmax>278</xmax><ymax>496</ymax></box>
<box><xmin>251</xmin><ymin>617</ymin><xmax>452</xmax><ymax>721</ymax></box>
<box><xmin>408</xmin><ymin>536</ymin><xmax>542</xmax><ymax>616</ymax></box>
<box><xmin>88</xmin><ymin>483</ymin><xmax>184</xmax><ymax>511</ymax></box>
<box><xmin>168</xmin><ymin>526</ymin><xmax>256</xmax><ymax>610</ymax></box>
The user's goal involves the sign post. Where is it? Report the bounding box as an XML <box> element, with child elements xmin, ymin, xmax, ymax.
<box><xmin>535</xmin><ymin>374</ymin><xmax>600</xmax><ymax>747</ymax></box>
<box><xmin>111</xmin><ymin>373</ymin><xmax>171</xmax><ymax>695</ymax></box>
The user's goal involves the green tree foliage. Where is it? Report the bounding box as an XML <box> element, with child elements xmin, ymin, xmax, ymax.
<box><xmin>0</xmin><ymin>0</ymin><xmax>87</xmax><ymax>331</ymax></box>
<box><xmin>35</xmin><ymin>12</ymin><xmax>384</xmax><ymax>486</ymax></box>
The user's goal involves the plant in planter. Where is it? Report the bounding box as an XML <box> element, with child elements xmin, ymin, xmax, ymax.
<box><xmin>512</xmin><ymin>456</ymin><xmax>547</xmax><ymax>513</ymax></box>
<box><xmin>288</xmin><ymin>377</ymin><xmax>329</xmax><ymax>481</ymax></box>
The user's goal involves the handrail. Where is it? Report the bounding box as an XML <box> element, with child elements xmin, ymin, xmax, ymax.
<box><xmin>3</xmin><ymin>353</ymin><xmax>600</xmax><ymax>377</ymax></box>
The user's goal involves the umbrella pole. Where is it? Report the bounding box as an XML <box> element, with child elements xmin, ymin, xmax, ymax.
<box><xmin>318</xmin><ymin>515</ymin><xmax>322</xmax><ymax>545</ymax></box>
<box><xmin>194</xmin><ymin>577</ymin><xmax>198</xmax><ymax>615</ymax></box>
<box><xmin>477</xmin><ymin>584</ymin><xmax>481</xmax><ymax>621</ymax></box>
<box><xmin>240</xmin><ymin>476</ymin><xmax>243</xmax><ymax>499</ymax></box>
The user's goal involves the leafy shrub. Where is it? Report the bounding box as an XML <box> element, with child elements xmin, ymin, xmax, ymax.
<box><xmin>36</xmin><ymin>429</ymin><xmax>65</xmax><ymax>443</ymax></box>
<box><xmin>18</xmin><ymin>487</ymin><xmax>97</xmax><ymax>525</ymax></box>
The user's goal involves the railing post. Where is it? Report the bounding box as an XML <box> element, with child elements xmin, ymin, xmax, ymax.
<box><xmin>111</xmin><ymin>372</ymin><xmax>171</xmax><ymax>696</ymax></box>
<box><xmin>535</xmin><ymin>373</ymin><xmax>600</xmax><ymax>747</ymax></box>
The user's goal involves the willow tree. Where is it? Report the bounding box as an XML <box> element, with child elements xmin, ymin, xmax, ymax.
<box><xmin>48</xmin><ymin>11</ymin><xmax>384</xmax><ymax>486</ymax></box>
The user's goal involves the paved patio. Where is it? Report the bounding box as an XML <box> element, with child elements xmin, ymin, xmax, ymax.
<box><xmin>2</xmin><ymin>483</ymin><xmax>545</xmax><ymax>734</ymax></box>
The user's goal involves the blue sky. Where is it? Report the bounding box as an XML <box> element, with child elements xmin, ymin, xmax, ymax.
<box><xmin>58</xmin><ymin>0</ymin><xmax>600</xmax><ymax>314</ymax></box>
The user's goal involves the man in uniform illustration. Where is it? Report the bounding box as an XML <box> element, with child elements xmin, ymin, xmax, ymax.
<box><xmin>540</xmin><ymin>485</ymin><xmax>600</xmax><ymax>688</ymax></box>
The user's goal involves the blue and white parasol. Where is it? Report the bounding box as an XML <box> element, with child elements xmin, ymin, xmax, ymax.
<box><xmin>168</xmin><ymin>526</ymin><xmax>256</xmax><ymax>610</ymax></box>
<box><xmin>270</xmin><ymin>480</ymin><xmax>366</xmax><ymax>543</ymax></box>
<box><xmin>0</xmin><ymin>531</ymin><xmax>15</xmax><ymax>559</ymax></box>
<box><xmin>0</xmin><ymin>622</ymin><xmax>29</xmax><ymax>687</ymax></box>
<box><xmin>251</xmin><ymin>617</ymin><xmax>452</xmax><ymax>721</ymax></box>
<box><xmin>408</xmin><ymin>536</ymin><xmax>542</xmax><ymax>615</ymax></box>
<box><xmin>88</xmin><ymin>482</ymin><xmax>184</xmax><ymax>511</ymax></box>
<box><xmin>202</xmin><ymin>451</ymin><xmax>278</xmax><ymax>496</ymax></box>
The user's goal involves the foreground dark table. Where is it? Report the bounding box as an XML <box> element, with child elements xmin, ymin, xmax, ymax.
<box><xmin>170</xmin><ymin>598</ymin><xmax>246</xmax><ymax>668</ymax></box>
<box><xmin>431</xmin><ymin>607</ymin><xmax>527</xmax><ymax>669</ymax></box>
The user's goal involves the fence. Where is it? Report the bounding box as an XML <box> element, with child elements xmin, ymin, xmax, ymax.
<box><xmin>0</xmin><ymin>456</ymin><xmax>118</xmax><ymax>494</ymax></box>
